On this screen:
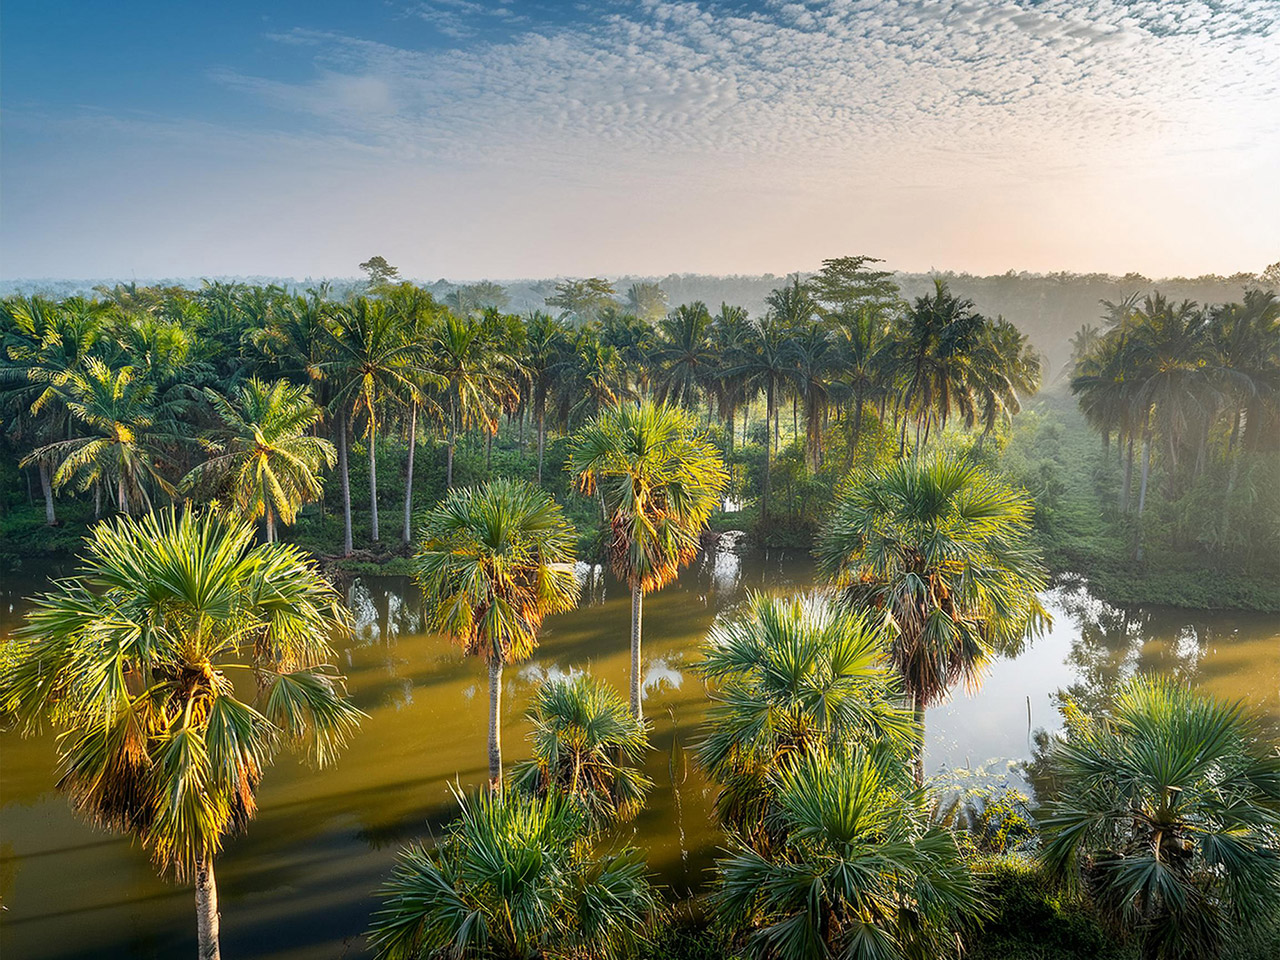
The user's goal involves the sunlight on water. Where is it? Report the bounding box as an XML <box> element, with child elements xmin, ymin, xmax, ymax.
<box><xmin>1</xmin><ymin>550</ymin><xmax>1276</xmax><ymax>960</ymax></box>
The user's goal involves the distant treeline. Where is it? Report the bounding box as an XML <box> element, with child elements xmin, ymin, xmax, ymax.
<box><xmin>7</xmin><ymin>261</ymin><xmax>1276</xmax><ymax>371</ymax></box>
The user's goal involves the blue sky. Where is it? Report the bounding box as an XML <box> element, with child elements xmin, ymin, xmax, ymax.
<box><xmin>3</xmin><ymin>1</ymin><xmax>1277</xmax><ymax>280</ymax></box>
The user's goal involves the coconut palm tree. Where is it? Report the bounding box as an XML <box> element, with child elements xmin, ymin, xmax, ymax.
<box><xmin>413</xmin><ymin>479</ymin><xmax>579</xmax><ymax>786</ymax></box>
<box><xmin>318</xmin><ymin>297</ymin><xmax>419</xmax><ymax>548</ymax></box>
<box><xmin>425</xmin><ymin>314</ymin><xmax>518</xmax><ymax>489</ymax></box>
<box><xmin>651</xmin><ymin>301</ymin><xmax>715</xmax><ymax>409</ymax></box>
<box><xmin>182</xmin><ymin>377</ymin><xmax>336</xmax><ymax>541</ymax></box>
<box><xmin>829</xmin><ymin>303</ymin><xmax>895</xmax><ymax>462</ymax></box>
<box><xmin>707</xmin><ymin>303</ymin><xmax>754</xmax><ymax>450</ymax></box>
<box><xmin>696</xmin><ymin>593</ymin><xmax>917</xmax><ymax>838</ymax></box>
<box><xmin>816</xmin><ymin>454</ymin><xmax>1050</xmax><ymax>783</ymax></box>
<box><xmin>1040</xmin><ymin>678</ymin><xmax>1280</xmax><ymax>960</ymax></box>
<box><xmin>511</xmin><ymin>673</ymin><xmax>652</xmax><ymax>826</ymax></box>
<box><xmin>569</xmin><ymin>402</ymin><xmax>728</xmax><ymax>719</ymax></box>
<box><xmin>522</xmin><ymin>311</ymin><xmax>572</xmax><ymax>483</ymax></box>
<box><xmin>368</xmin><ymin>787</ymin><xmax>656</xmax><ymax>960</ymax></box>
<box><xmin>783</xmin><ymin>320</ymin><xmax>838</xmax><ymax>471</ymax></box>
<box><xmin>969</xmin><ymin>316</ymin><xmax>1042</xmax><ymax>444</ymax></box>
<box><xmin>712</xmin><ymin>749</ymin><xmax>980</xmax><ymax>960</ymax></box>
<box><xmin>22</xmin><ymin>358</ymin><xmax>178</xmax><ymax>515</ymax></box>
<box><xmin>0</xmin><ymin>509</ymin><xmax>362</xmax><ymax>960</ymax></box>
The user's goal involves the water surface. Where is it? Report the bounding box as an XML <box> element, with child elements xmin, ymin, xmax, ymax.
<box><xmin>2</xmin><ymin>544</ymin><xmax>1276</xmax><ymax>959</ymax></box>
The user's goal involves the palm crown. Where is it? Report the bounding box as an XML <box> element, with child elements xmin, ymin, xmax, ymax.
<box><xmin>1</xmin><ymin>508</ymin><xmax>361</xmax><ymax>878</ymax></box>
<box><xmin>183</xmin><ymin>376</ymin><xmax>336</xmax><ymax>539</ymax></box>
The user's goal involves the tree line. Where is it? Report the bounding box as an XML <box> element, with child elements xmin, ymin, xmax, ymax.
<box><xmin>2</xmin><ymin>255</ymin><xmax>1048</xmax><ymax>550</ymax></box>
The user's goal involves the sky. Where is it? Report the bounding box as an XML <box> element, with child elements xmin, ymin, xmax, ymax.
<box><xmin>2</xmin><ymin>0</ymin><xmax>1277</xmax><ymax>281</ymax></box>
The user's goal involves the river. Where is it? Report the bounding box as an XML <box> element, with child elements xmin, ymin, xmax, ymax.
<box><xmin>1</xmin><ymin>539</ymin><xmax>1277</xmax><ymax>959</ymax></box>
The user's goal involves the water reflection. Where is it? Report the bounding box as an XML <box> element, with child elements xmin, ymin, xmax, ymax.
<box><xmin>1</xmin><ymin>546</ymin><xmax>1276</xmax><ymax>960</ymax></box>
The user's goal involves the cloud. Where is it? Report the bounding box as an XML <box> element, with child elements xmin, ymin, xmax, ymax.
<box><xmin>209</xmin><ymin>0</ymin><xmax>1280</xmax><ymax>191</ymax></box>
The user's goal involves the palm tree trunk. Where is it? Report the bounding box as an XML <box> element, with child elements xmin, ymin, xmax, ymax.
<box><xmin>118</xmin><ymin>475</ymin><xmax>129</xmax><ymax>516</ymax></box>
<box><xmin>912</xmin><ymin>692</ymin><xmax>926</xmax><ymax>787</ymax></box>
<box><xmin>368</xmin><ymin>421</ymin><xmax>380</xmax><ymax>542</ymax></box>
<box><xmin>39</xmin><ymin>460</ymin><xmax>56</xmax><ymax>525</ymax></box>
<box><xmin>1137</xmin><ymin>424</ymin><xmax>1152</xmax><ymax>519</ymax></box>
<box><xmin>195</xmin><ymin>856</ymin><xmax>221</xmax><ymax>960</ymax></box>
<box><xmin>629</xmin><ymin>582</ymin><xmax>644</xmax><ymax>720</ymax></box>
<box><xmin>402</xmin><ymin>401</ymin><xmax>417</xmax><ymax>547</ymax></box>
<box><xmin>536</xmin><ymin>413</ymin><xmax>546</xmax><ymax>485</ymax></box>
<box><xmin>1121</xmin><ymin>434</ymin><xmax>1134</xmax><ymax>513</ymax></box>
<box><xmin>446</xmin><ymin>403</ymin><xmax>457</xmax><ymax>489</ymax></box>
<box><xmin>265</xmin><ymin>507</ymin><xmax>275</xmax><ymax>543</ymax></box>
<box><xmin>338</xmin><ymin>410</ymin><xmax>353</xmax><ymax>557</ymax></box>
<box><xmin>487</xmin><ymin>657</ymin><xmax>503</xmax><ymax>788</ymax></box>
<box><xmin>93</xmin><ymin>480</ymin><xmax>101</xmax><ymax>520</ymax></box>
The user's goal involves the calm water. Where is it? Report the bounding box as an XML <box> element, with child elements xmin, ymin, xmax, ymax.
<box><xmin>1</xmin><ymin>541</ymin><xmax>1277</xmax><ymax>960</ymax></box>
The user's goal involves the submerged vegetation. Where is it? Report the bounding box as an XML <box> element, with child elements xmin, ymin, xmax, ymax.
<box><xmin>1</xmin><ymin>256</ymin><xmax>1278</xmax><ymax>959</ymax></box>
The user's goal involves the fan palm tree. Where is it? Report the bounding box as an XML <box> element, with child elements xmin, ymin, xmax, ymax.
<box><xmin>22</xmin><ymin>358</ymin><xmax>178</xmax><ymax>515</ymax></box>
<box><xmin>696</xmin><ymin>593</ymin><xmax>916</xmax><ymax>839</ymax></box>
<box><xmin>511</xmin><ymin>673</ymin><xmax>652</xmax><ymax>826</ymax></box>
<box><xmin>0</xmin><ymin>509</ymin><xmax>362</xmax><ymax>960</ymax></box>
<box><xmin>368</xmin><ymin>787</ymin><xmax>656</xmax><ymax>960</ymax></box>
<box><xmin>712</xmin><ymin>749</ymin><xmax>980</xmax><ymax>960</ymax></box>
<box><xmin>568</xmin><ymin>402</ymin><xmax>728</xmax><ymax>719</ymax></box>
<box><xmin>182</xmin><ymin>377</ymin><xmax>336</xmax><ymax>541</ymax></box>
<box><xmin>1040</xmin><ymin>678</ymin><xmax>1280</xmax><ymax>960</ymax></box>
<box><xmin>413</xmin><ymin>480</ymin><xmax>579</xmax><ymax>786</ymax></box>
<box><xmin>816</xmin><ymin>454</ymin><xmax>1050</xmax><ymax>783</ymax></box>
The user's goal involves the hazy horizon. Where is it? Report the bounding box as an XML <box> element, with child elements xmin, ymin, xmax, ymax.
<box><xmin>4</xmin><ymin>1</ymin><xmax>1277</xmax><ymax>280</ymax></box>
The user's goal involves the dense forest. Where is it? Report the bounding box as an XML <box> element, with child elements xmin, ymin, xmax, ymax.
<box><xmin>3</xmin><ymin>254</ymin><xmax>1276</xmax><ymax>608</ymax></box>
<box><xmin>2</xmin><ymin>255</ymin><xmax>1279</xmax><ymax>960</ymax></box>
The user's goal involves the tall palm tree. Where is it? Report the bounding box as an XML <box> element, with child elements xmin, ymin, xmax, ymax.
<box><xmin>783</xmin><ymin>320</ymin><xmax>838</xmax><ymax>471</ymax></box>
<box><xmin>707</xmin><ymin>303</ymin><xmax>754</xmax><ymax>450</ymax></box>
<box><xmin>651</xmin><ymin>301</ymin><xmax>715</xmax><ymax>409</ymax></box>
<box><xmin>1</xmin><ymin>295</ymin><xmax>112</xmax><ymax>522</ymax></box>
<box><xmin>816</xmin><ymin>454</ymin><xmax>1050</xmax><ymax>783</ymax></box>
<box><xmin>318</xmin><ymin>297</ymin><xmax>419</xmax><ymax>548</ymax></box>
<box><xmin>969</xmin><ymin>316</ymin><xmax>1042</xmax><ymax>444</ymax></box>
<box><xmin>0</xmin><ymin>509</ymin><xmax>362</xmax><ymax>960</ymax></box>
<box><xmin>1041</xmin><ymin>678</ymin><xmax>1280</xmax><ymax>960</ymax></box>
<box><xmin>696</xmin><ymin>593</ymin><xmax>916</xmax><ymax>838</ymax></box>
<box><xmin>22</xmin><ymin>358</ymin><xmax>178</xmax><ymax>515</ymax></box>
<box><xmin>829</xmin><ymin>302</ymin><xmax>895</xmax><ymax>462</ymax></box>
<box><xmin>413</xmin><ymin>480</ymin><xmax>579</xmax><ymax>786</ymax></box>
<box><xmin>734</xmin><ymin>314</ymin><xmax>791</xmax><ymax>518</ymax></box>
<box><xmin>369</xmin><ymin>788</ymin><xmax>656</xmax><ymax>960</ymax></box>
<box><xmin>712</xmin><ymin>749</ymin><xmax>980</xmax><ymax>960</ymax></box>
<box><xmin>522</xmin><ymin>311</ymin><xmax>572</xmax><ymax>483</ymax></box>
<box><xmin>182</xmin><ymin>377</ymin><xmax>336</xmax><ymax>541</ymax></box>
<box><xmin>893</xmin><ymin>279</ymin><xmax>987</xmax><ymax>448</ymax></box>
<box><xmin>511</xmin><ymin>674</ymin><xmax>652</xmax><ymax>826</ymax></box>
<box><xmin>569</xmin><ymin>402</ymin><xmax>728</xmax><ymax>719</ymax></box>
<box><xmin>425</xmin><ymin>314</ymin><xmax>518</xmax><ymax>489</ymax></box>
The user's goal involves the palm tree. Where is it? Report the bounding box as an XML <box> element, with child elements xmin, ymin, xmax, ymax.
<box><xmin>511</xmin><ymin>674</ymin><xmax>652</xmax><ymax>826</ymax></box>
<box><xmin>413</xmin><ymin>480</ymin><xmax>579</xmax><ymax>786</ymax></box>
<box><xmin>523</xmin><ymin>311</ymin><xmax>572</xmax><ymax>483</ymax></box>
<box><xmin>696</xmin><ymin>593</ymin><xmax>916</xmax><ymax>838</ymax></box>
<box><xmin>893</xmin><ymin>279</ymin><xmax>987</xmax><ymax>449</ymax></box>
<box><xmin>734</xmin><ymin>315</ymin><xmax>791</xmax><ymax>518</ymax></box>
<box><xmin>182</xmin><ymin>377</ymin><xmax>336</xmax><ymax>541</ymax></box>
<box><xmin>1</xmin><ymin>295</ymin><xmax>112</xmax><ymax>522</ymax></box>
<box><xmin>707</xmin><ymin>303</ymin><xmax>754</xmax><ymax>450</ymax></box>
<box><xmin>969</xmin><ymin>316</ymin><xmax>1042</xmax><ymax>444</ymax></box>
<box><xmin>0</xmin><ymin>509</ymin><xmax>362</xmax><ymax>960</ymax></box>
<box><xmin>318</xmin><ymin>297</ymin><xmax>419</xmax><ymax>549</ymax></box>
<box><xmin>783</xmin><ymin>320</ymin><xmax>838</xmax><ymax>471</ymax></box>
<box><xmin>22</xmin><ymin>358</ymin><xmax>178</xmax><ymax>515</ymax></box>
<box><xmin>651</xmin><ymin>301</ymin><xmax>715</xmax><ymax>409</ymax></box>
<box><xmin>425</xmin><ymin>314</ymin><xmax>518</xmax><ymax>489</ymax></box>
<box><xmin>829</xmin><ymin>303</ymin><xmax>895</xmax><ymax>462</ymax></box>
<box><xmin>712</xmin><ymin>749</ymin><xmax>980</xmax><ymax>960</ymax></box>
<box><xmin>1041</xmin><ymin>678</ymin><xmax>1280</xmax><ymax>960</ymax></box>
<box><xmin>368</xmin><ymin>787</ymin><xmax>656</xmax><ymax>960</ymax></box>
<box><xmin>569</xmin><ymin>402</ymin><xmax>728</xmax><ymax>719</ymax></box>
<box><xmin>816</xmin><ymin>454</ymin><xmax>1050</xmax><ymax>783</ymax></box>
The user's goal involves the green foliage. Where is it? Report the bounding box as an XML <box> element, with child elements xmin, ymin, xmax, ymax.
<box><xmin>368</xmin><ymin>787</ymin><xmax>657</xmax><ymax>960</ymax></box>
<box><xmin>0</xmin><ymin>508</ymin><xmax>361</xmax><ymax>879</ymax></box>
<box><xmin>696</xmin><ymin>592</ymin><xmax>916</xmax><ymax>836</ymax></box>
<box><xmin>1039</xmin><ymin>678</ymin><xmax>1280</xmax><ymax>960</ymax></box>
<box><xmin>712</xmin><ymin>749</ymin><xmax>982</xmax><ymax>960</ymax></box>
<box><xmin>511</xmin><ymin>673</ymin><xmax>654</xmax><ymax>826</ymax></box>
